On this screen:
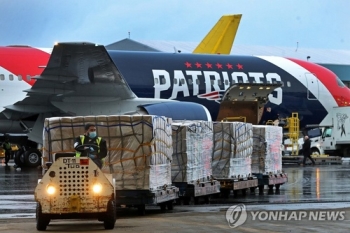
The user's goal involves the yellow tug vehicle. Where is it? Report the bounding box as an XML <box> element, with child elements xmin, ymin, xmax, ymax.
<box><xmin>34</xmin><ymin>145</ymin><xmax>116</xmax><ymax>231</ymax></box>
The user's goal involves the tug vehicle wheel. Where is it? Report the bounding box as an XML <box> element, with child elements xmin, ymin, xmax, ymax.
<box><xmin>103</xmin><ymin>200</ymin><xmax>116</xmax><ymax>230</ymax></box>
<box><xmin>36</xmin><ymin>203</ymin><xmax>50</xmax><ymax>231</ymax></box>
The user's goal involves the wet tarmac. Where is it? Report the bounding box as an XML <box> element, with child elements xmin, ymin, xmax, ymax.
<box><xmin>1</xmin><ymin>158</ymin><xmax>350</xmax><ymax>219</ymax></box>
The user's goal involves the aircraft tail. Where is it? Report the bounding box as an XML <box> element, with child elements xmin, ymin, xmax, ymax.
<box><xmin>193</xmin><ymin>14</ymin><xmax>242</xmax><ymax>55</ymax></box>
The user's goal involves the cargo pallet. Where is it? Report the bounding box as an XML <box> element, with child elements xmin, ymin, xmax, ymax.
<box><xmin>173</xmin><ymin>179</ymin><xmax>221</xmax><ymax>205</ymax></box>
<box><xmin>252</xmin><ymin>172</ymin><xmax>288</xmax><ymax>194</ymax></box>
<box><xmin>282</xmin><ymin>155</ymin><xmax>342</xmax><ymax>165</ymax></box>
<box><xmin>216</xmin><ymin>175</ymin><xmax>258</xmax><ymax>198</ymax></box>
<box><xmin>115</xmin><ymin>186</ymin><xmax>179</xmax><ymax>215</ymax></box>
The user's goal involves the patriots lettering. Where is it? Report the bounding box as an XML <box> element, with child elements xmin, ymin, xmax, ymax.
<box><xmin>153</xmin><ymin>69</ymin><xmax>283</xmax><ymax>105</ymax></box>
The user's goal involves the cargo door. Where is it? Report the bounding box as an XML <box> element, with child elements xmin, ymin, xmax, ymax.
<box><xmin>305</xmin><ymin>73</ymin><xmax>319</xmax><ymax>100</ymax></box>
<box><xmin>216</xmin><ymin>83</ymin><xmax>282</xmax><ymax>123</ymax></box>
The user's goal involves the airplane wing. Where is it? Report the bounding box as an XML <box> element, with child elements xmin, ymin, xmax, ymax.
<box><xmin>1</xmin><ymin>42</ymin><xmax>138</xmax><ymax>141</ymax></box>
<box><xmin>3</xmin><ymin>42</ymin><xmax>136</xmax><ymax>117</ymax></box>
<box><xmin>35</xmin><ymin>42</ymin><xmax>135</xmax><ymax>99</ymax></box>
<box><xmin>193</xmin><ymin>14</ymin><xmax>242</xmax><ymax>55</ymax></box>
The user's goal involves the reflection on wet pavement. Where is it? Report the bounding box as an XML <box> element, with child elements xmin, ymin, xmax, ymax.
<box><xmin>1</xmin><ymin>160</ymin><xmax>350</xmax><ymax>218</ymax></box>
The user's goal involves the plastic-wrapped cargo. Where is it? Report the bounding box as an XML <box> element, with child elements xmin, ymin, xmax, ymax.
<box><xmin>212</xmin><ymin>122</ymin><xmax>253</xmax><ymax>178</ymax></box>
<box><xmin>43</xmin><ymin>115</ymin><xmax>173</xmax><ymax>190</ymax></box>
<box><xmin>251</xmin><ymin>125</ymin><xmax>283</xmax><ymax>174</ymax></box>
<box><xmin>171</xmin><ymin>121</ymin><xmax>213</xmax><ymax>183</ymax></box>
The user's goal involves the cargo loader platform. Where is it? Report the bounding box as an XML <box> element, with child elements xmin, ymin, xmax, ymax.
<box><xmin>216</xmin><ymin>176</ymin><xmax>258</xmax><ymax>197</ymax></box>
<box><xmin>173</xmin><ymin>180</ymin><xmax>221</xmax><ymax>205</ymax></box>
<box><xmin>115</xmin><ymin>186</ymin><xmax>179</xmax><ymax>215</ymax></box>
<box><xmin>252</xmin><ymin>172</ymin><xmax>288</xmax><ymax>194</ymax></box>
<box><xmin>282</xmin><ymin>155</ymin><xmax>342</xmax><ymax>165</ymax></box>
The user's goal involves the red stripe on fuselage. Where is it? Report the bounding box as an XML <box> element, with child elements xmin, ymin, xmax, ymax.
<box><xmin>0</xmin><ymin>46</ymin><xmax>50</xmax><ymax>86</ymax></box>
<box><xmin>287</xmin><ymin>58</ymin><xmax>350</xmax><ymax>107</ymax></box>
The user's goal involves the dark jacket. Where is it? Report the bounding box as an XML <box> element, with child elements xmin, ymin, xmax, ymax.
<box><xmin>302</xmin><ymin>138</ymin><xmax>311</xmax><ymax>156</ymax></box>
<box><xmin>74</xmin><ymin>135</ymin><xmax>107</xmax><ymax>159</ymax></box>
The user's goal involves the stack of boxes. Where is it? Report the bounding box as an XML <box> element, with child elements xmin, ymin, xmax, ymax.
<box><xmin>251</xmin><ymin>125</ymin><xmax>283</xmax><ymax>174</ymax></box>
<box><xmin>43</xmin><ymin>115</ymin><xmax>173</xmax><ymax>190</ymax></box>
<box><xmin>212</xmin><ymin>122</ymin><xmax>253</xmax><ymax>178</ymax></box>
<box><xmin>171</xmin><ymin>121</ymin><xmax>213</xmax><ymax>183</ymax></box>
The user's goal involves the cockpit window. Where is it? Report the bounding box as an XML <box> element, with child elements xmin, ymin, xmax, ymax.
<box><xmin>336</xmin><ymin>76</ymin><xmax>346</xmax><ymax>87</ymax></box>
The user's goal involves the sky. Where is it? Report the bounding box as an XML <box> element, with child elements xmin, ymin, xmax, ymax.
<box><xmin>0</xmin><ymin>0</ymin><xmax>349</xmax><ymax>50</ymax></box>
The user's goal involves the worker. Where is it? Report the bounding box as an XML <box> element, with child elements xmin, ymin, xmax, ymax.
<box><xmin>1</xmin><ymin>134</ymin><xmax>11</xmax><ymax>166</ymax></box>
<box><xmin>301</xmin><ymin>135</ymin><xmax>316</xmax><ymax>166</ymax></box>
<box><xmin>74</xmin><ymin>123</ymin><xmax>107</xmax><ymax>168</ymax></box>
<box><xmin>259</xmin><ymin>106</ymin><xmax>279</xmax><ymax>125</ymax></box>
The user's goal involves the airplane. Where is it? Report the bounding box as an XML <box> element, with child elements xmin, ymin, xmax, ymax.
<box><xmin>1</xmin><ymin>41</ymin><xmax>350</xmax><ymax>168</ymax></box>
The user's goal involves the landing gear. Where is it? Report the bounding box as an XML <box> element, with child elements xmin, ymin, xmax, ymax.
<box><xmin>14</xmin><ymin>148</ymin><xmax>42</xmax><ymax>168</ymax></box>
<box><xmin>24</xmin><ymin>149</ymin><xmax>41</xmax><ymax>167</ymax></box>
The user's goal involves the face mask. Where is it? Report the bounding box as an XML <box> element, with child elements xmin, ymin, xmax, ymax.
<box><xmin>88</xmin><ymin>131</ymin><xmax>97</xmax><ymax>139</ymax></box>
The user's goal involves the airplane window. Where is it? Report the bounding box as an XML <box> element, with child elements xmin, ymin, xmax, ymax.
<box><xmin>225</xmin><ymin>80</ymin><xmax>229</xmax><ymax>85</ymax></box>
<box><xmin>174</xmin><ymin>79</ymin><xmax>178</xmax><ymax>84</ymax></box>
<box><xmin>218</xmin><ymin>80</ymin><xmax>222</xmax><ymax>85</ymax></box>
<box><xmin>9</xmin><ymin>74</ymin><xmax>14</xmax><ymax>81</ymax></box>
<box><xmin>287</xmin><ymin>81</ymin><xmax>291</xmax><ymax>87</ymax></box>
<box><xmin>280</xmin><ymin>81</ymin><xmax>284</xmax><ymax>87</ymax></box>
<box><xmin>181</xmin><ymin>79</ymin><xmax>185</xmax><ymax>85</ymax></box>
<box><xmin>188</xmin><ymin>79</ymin><xmax>193</xmax><ymax>85</ymax></box>
<box><xmin>196</xmin><ymin>79</ymin><xmax>200</xmax><ymax>85</ymax></box>
<box><xmin>154</xmin><ymin>78</ymin><xmax>159</xmax><ymax>84</ymax></box>
<box><xmin>211</xmin><ymin>80</ymin><xmax>214</xmax><ymax>85</ymax></box>
<box><xmin>27</xmin><ymin>75</ymin><xmax>31</xmax><ymax>81</ymax></box>
<box><xmin>336</xmin><ymin>76</ymin><xmax>346</xmax><ymax>87</ymax></box>
<box><xmin>0</xmin><ymin>74</ymin><xmax>4</xmax><ymax>80</ymax></box>
<box><xmin>161</xmin><ymin>78</ymin><xmax>165</xmax><ymax>84</ymax></box>
<box><xmin>18</xmin><ymin>75</ymin><xmax>22</xmax><ymax>81</ymax></box>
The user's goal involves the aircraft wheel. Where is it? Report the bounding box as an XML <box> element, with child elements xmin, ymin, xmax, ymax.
<box><xmin>14</xmin><ymin>150</ymin><xmax>24</xmax><ymax>167</ymax></box>
<box><xmin>24</xmin><ymin>149</ymin><xmax>42</xmax><ymax>167</ymax></box>
<box><xmin>36</xmin><ymin>203</ymin><xmax>50</xmax><ymax>231</ymax></box>
<box><xmin>104</xmin><ymin>200</ymin><xmax>116</xmax><ymax>230</ymax></box>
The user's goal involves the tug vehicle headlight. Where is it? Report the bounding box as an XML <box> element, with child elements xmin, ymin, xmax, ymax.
<box><xmin>93</xmin><ymin>183</ymin><xmax>102</xmax><ymax>194</ymax></box>
<box><xmin>47</xmin><ymin>185</ymin><xmax>56</xmax><ymax>195</ymax></box>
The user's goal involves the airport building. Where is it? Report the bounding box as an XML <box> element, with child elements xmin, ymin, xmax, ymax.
<box><xmin>106</xmin><ymin>39</ymin><xmax>350</xmax><ymax>87</ymax></box>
